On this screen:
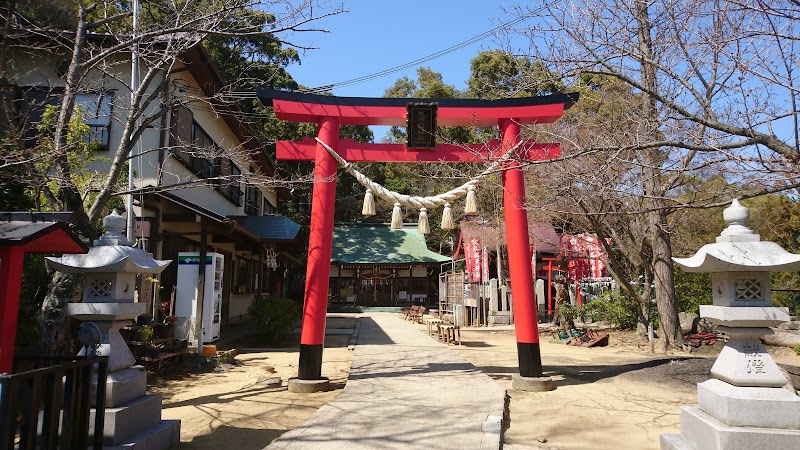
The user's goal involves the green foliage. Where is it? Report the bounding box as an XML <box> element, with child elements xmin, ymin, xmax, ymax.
<box><xmin>207</xmin><ymin>350</ymin><xmax>236</xmax><ymax>366</ymax></box>
<box><xmin>468</xmin><ymin>51</ymin><xmax>564</xmax><ymax>99</ymax></box>
<box><xmin>674</xmin><ymin>268</ymin><xmax>712</xmax><ymax>314</ymax></box>
<box><xmin>138</xmin><ymin>325</ymin><xmax>154</xmax><ymax>342</ymax></box>
<box><xmin>794</xmin><ymin>343</ymin><xmax>800</xmax><ymax>356</ymax></box>
<box><xmin>579</xmin><ymin>291</ymin><xmax>639</xmax><ymax>330</ymax></box>
<box><xmin>16</xmin><ymin>255</ymin><xmax>49</xmax><ymax>350</ymax></box>
<box><xmin>33</xmin><ymin>104</ymin><xmax>113</xmax><ymax>211</ymax></box>
<box><xmin>248</xmin><ymin>295</ymin><xmax>301</xmax><ymax>343</ymax></box>
<box><xmin>383</xmin><ymin>67</ymin><xmax>477</xmax><ymax>145</ymax></box>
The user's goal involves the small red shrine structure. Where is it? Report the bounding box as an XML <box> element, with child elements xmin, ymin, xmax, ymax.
<box><xmin>258</xmin><ymin>89</ymin><xmax>578</xmax><ymax>387</ymax></box>
<box><xmin>0</xmin><ymin>213</ymin><xmax>88</xmax><ymax>374</ymax></box>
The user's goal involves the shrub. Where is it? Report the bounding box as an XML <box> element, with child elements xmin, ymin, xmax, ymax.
<box><xmin>580</xmin><ymin>291</ymin><xmax>639</xmax><ymax>330</ymax></box>
<box><xmin>794</xmin><ymin>343</ymin><xmax>800</xmax><ymax>356</ymax></box>
<box><xmin>248</xmin><ymin>296</ymin><xmax>302</xmax><ymax>344</ymax></box>
<box><xmin>674</xmin><ymin>268</ymin><xmax>712</xmax><ymax>314</ymax></box>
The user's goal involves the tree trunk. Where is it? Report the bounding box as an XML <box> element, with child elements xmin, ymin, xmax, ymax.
<box><xmin>39</xmin><ymin>270</ymin><xmax>82</xmax><ymax>356</ymax></box>
<box><xmin>650</xmin><ymin>208</ymin><xmax>682</xmax><ymax>350</ymax></box>
<box><xmin>635</xmin><ymin>0</ymin><xmax>682</xmax><ymax>351</ymax></box>
<box><xmin>38</xmin><ymin>3</ymin><xmax>94</xmax><ymax>355</ymax></box>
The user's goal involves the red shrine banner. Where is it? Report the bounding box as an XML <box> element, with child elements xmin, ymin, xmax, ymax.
<box><xmin>560</xmin><ymin>234</ymin><xmax>608</xmax><ymax>279</ymax></box>
<box><xmin>464</xmin><ymin>237</ymin><xmax>483</xmax><ymax>282</ymax></box>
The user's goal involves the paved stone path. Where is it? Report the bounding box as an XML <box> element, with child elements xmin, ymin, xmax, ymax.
<box><xmin>265</xmin><ymin>313</ymin><xmax>506</xmax><ymax>449</ymax></box>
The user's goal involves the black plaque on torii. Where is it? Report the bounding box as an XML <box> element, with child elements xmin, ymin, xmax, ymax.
<box><xmin>406</xmin><ymin>102</ymin><xmax>438</xmax><ymax>149</ymax></box>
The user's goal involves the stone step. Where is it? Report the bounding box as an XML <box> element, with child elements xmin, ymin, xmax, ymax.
<box><xmin>697</xmin><ymin>379</ymin><xmax>800</xmax><ymax>429</ymax></box>
<box><xmin>681</xmin><ymin>405</ymin><xmax>800</xmax><ymax>450</ymax></box>
<box><xmin>104</xmin><ymin>419</ymin><xmax>180</xmax><ymax>450</ymax></box>
<box><xmin>660</xmin><ymin>433</ymin><xmax>693</xmax><ymax>450</ymax></box>
<box><xmin>90</xmin><ymin>393</ymin><xmax>163</xmax><ymax>445</ymax></box>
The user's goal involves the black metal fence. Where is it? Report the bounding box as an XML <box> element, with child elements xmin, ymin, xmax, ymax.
<box><xmin>0</xmin><ymin>355</ymin><xmax>107</xmax><ymax>450</ymax></box>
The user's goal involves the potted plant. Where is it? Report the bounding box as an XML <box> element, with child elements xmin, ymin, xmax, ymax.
<box><xmin>157</xmin><ymin>315</ymin><xmax>176</xmax><ymax>338</ymax></box>
<box><xmin>138</xmin><ymin>324</ymin><xmax>154</xmax><ymax>342</ymax></box>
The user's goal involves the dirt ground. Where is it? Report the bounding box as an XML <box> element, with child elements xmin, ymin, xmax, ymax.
<box><xmin>149</xmin><ymin>317</ymin><xmax>357</xmax><ymax>449</ymax></box>
<box><xmin>149</xmin><ymin>315</ymin><xmax>800</xmax><ymax>449</ymax></box>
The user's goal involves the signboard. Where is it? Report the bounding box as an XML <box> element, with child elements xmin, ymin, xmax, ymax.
<box><xmin>406</xmin><ymin>102</ymin><xmax>437</xmax><ymax>149</ymax></box>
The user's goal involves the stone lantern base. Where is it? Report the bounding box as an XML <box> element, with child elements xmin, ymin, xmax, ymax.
<box><xmin>662</xmin><ymin>309</ymin><xmax>800</xmax><ymax>449</ymax></box>
<box><xmin>662</xmin><ymin>405</ymin><xmax>800</xmax><ymax>450</ymax></box>
<box><xmin>67</xmin><ymin>302</ymin><xmax>179</xmax><ymax>448</ymax></box>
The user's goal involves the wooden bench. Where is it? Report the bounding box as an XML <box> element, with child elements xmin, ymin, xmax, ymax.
<box><xmin>423</xmin><ymin>318</ymin><xmax>443</xmax><ymax>336</ymax></box>
<box><xmin>402</xmin><ymin>305</ymin><xmax>419</xmax><ymax>321</ymax></box>
<box><xmin>438</xmin><ymin>324</ymin><xmax>461</xmax><ymax>345</ymax></box>
<box><xmin>409</xmin><ymin>306</ymin><xmax>426</xmax><ymax>323</ymax></box>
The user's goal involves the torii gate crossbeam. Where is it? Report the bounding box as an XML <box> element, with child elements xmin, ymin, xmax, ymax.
<box><xmin>258</xmin><ymin>88</ymin><xmax>578</xmax><ymax>390</ymax></box>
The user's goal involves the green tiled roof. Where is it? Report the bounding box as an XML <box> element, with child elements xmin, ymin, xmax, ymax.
<box><xmin>332</xmin><ymin>224</ymin><xmax>451</xmax><ymax>264</ymax></box>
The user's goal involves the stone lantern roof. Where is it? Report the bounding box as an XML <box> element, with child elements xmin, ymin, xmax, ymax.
<box><xmin>673</xmin><ymin>199</ymin><xmax>800</xmax><ymax>273</ymax></box>
<box><xmin>46</xmin><ymin>210</ymin><xmax>170</xmax><ymax>274</ymax></box>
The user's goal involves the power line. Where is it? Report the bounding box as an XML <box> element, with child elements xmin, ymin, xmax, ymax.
<box><xmin>172</xmin><ymin>4</ymin><xmax>558</xmax><ymax>104</ymax></box>
<box><xmin>297</xmin><ymin>5</ymin><xmax>552</xmax><ymax>94</ymax></box>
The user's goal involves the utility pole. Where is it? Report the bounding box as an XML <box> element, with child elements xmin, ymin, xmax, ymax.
<box><xmin>126</xmin><ymin>0</ymin><xmax>139</xmax><ymax>243</ymax></box>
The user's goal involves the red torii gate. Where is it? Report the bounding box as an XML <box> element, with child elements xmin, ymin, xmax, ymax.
<box><xmin>258</xmin><ymin>89</ymin><xmax>578</xmax><ymax>388</ymax></box>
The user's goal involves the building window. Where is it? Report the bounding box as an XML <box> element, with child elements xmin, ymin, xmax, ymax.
<box><xmin>16</xmin><ymin>87</ymin><xmax>113</xmax><ymax>151</ymax></box>
<box><xmin>168</xmin><ymin>106</ymin><xmax>220</xmax><ymax>180</ymax></box>
<box><xmin>75</xmin><ymin>93</ymin><xmax>113</xmax><ymax>151</ymax></box>
<box><xmin>169</xmin><ymin>107</ymin><xmax>246</xmax><ymax>206</ymax></box>
<box><xmin>219</xmin><ymin>158</ymin><xmax>242</xmax><ymax>206</ymax></box>
<box><xmin>191</xmin><ymin>123</ymin><xmax>221</xmax><ymax>179</ymax></box>
<box><xmin>262</xmin><ymin>199</ymin><xmax>277</xmax><ymax>215</ymax></box>
<box><xmin>245</xmin><ymin>185</ymin><xmax>261</xmax><ymax>215</ymax></box>
<box><xmin>235</xmin><ymin>256</ymin><xmax>253</xmax><ymax>293</ymax></box>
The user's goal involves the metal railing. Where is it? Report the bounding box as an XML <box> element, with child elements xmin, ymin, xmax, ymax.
<box><xmin>0</xmin><ymin>355</ymin><xmax>107</xmax><ymax>450</ymax></box>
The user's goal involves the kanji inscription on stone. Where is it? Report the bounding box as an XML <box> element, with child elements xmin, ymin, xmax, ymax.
<box><xmin>743</xmin><ymin>342</ymin><xmax>767</xmax><ymax>374</ymax></box>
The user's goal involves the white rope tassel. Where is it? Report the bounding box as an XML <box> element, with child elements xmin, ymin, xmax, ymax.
<box><xmin>418</xmin><ymin>208</ymin><xmax>430</xmax><ymax>235</ymax></box>
<box><xmin>314</xmin><ymin>137</ymin><xmax>522</xmax><ymax>212</ymax></box>
<box><xmin>465</xmin><ymin>186</ymin><xmax>478</xmax><ymax>215</ymax></box>
<box><xmin>362</xmin><ymin>189</ymin><xmax>376</xmax><ymax>216</ymax></box>
<box><xmin>441</xmin><ymin>203</ymin><xmax>454</xmax><ymax>230</ymax></box>
<box><xmin>391</xmin><ymin>202</ymin><xmax>403</xmax><ymax>230</ymax></box>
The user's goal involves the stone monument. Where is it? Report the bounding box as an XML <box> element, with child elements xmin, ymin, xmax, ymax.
<box><xmin>661</xmin><ymin>199</ymin><xmax>800</xmax><ymax>449</ymax></box>
<box><xmin>46</xmin><ymin>210</ymin><xmax>180</xmax><ymax>448</ymax></box>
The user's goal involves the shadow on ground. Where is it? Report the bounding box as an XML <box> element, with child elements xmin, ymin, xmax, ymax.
<box><xmin>182</xmin><ymin>425</ymin><xmax>283</xmax><ymax>449</ymax></box>
<box><xmin>472</xmin><ymin>357</ymin><xmax>714</xmax><ymax>389</ymax></box>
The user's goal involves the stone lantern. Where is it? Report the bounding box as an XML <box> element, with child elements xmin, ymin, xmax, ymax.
<box><xmin>46</xmin><ymin>211</ymin><xmax>179</xmax><ymax>447</ymax></box>
<box><xmin>662</xmin><ymin>199</ymin><xmax>800</xmax><ymax>449</ymax></box>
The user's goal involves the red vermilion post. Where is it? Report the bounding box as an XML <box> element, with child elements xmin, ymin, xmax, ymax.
<box><xmin>500</xmin><ymin>119</ymin><xmax>543</xmax><ymax>378</ymax></box>
<box><xmin>298</xmin><ymin>116</ymin><xmax>340</xmax><ymax>380</ymax></box>
<box><xmin>546</xmin><ymin>259</ymin><xmax>554</xmax><ymax>317</ymax></box>
<box><xmin>0</xmin><ymin>246</ymin><xmax>25</xmax><ymax>374</ymax></box>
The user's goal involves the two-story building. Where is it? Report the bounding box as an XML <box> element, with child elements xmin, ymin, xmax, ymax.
<box><xmin>5</xmin><ymin>38</ymin><xmax>302</xmax><ymax>327</ymax></box>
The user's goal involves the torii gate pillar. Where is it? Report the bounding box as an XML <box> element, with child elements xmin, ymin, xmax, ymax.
<box><xmin>500</xmin><ymin>120</ymin><xmax>547</xmax><ymax>386</ymax></box>
<box><xmin>298</xmin><ymin>117</ymin><xmax>339</xmax><ymax>381</ymax></box>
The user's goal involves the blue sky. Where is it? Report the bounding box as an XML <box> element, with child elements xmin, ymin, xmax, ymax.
<box><xmin>284</xmin><ymin>1</ymin><xmax>525</xmax><ymax>98</ymax></box>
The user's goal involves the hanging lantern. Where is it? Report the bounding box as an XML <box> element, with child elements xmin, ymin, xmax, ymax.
<box><xmin>441</xmin><ymin>203</ymin><xmax>454</xmax><ymax>230</ymax></box>
<box><xmin>418</xmin><ymin>208</ymin><xmax>430</xmax><ymax>235</ymax></box>
<box><xmin>391</xmin><ymin>202</ymin><xmax>403</xmax><ymax>230</ymax></box>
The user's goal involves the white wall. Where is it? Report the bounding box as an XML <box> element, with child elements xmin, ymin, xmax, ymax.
<box><xmin>412</xmin><ymin>266</ymin><xmax>428</xmax><ymax>277</ymax></box>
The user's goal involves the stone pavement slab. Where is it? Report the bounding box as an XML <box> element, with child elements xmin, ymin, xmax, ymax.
<box><xmin>266</xmin><ymin>313</ymin><xmax>506</xmax><ymax>449</ymax></box>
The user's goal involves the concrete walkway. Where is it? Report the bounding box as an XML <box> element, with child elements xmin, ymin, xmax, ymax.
<box><xmin>266</xmin><ymin>313</ymin><xmax>507</xmax><ymax>449</ymax></box>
